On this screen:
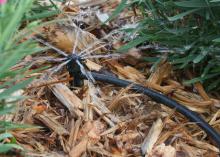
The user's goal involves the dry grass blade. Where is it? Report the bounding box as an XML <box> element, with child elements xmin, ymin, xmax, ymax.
<box><xmin>186</xmin><ymin>137</ymin><xmax>219</xmax><ymax>153</ymax></box>
<box><xmin>148</xmin><ymin>62</ymin><xmax>171</xmax><ymax>85</ymax></box>
<box><xmin>70</xmin><ymin>0</ymin><xmax>108</xmax><ymax>7</ymax></box>
<box><xmin>108</xmin><ymin>85</ymin><xmax>132</xmax><ymax>111</ymax></box>
<box><xmin>194</xmin><ymin>82</ymin><xmax>211</xmax><ymax>101</ymax></box>
<box><xmin>178</xmin><ymin>142</ymin><xmax>207</xmax><ymax>157</ymax></box>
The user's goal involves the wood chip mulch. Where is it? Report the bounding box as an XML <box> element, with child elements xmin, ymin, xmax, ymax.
<box><xmin>4</xmin><ymin>1</ymin><xmax>220</xmax><ymax>157</ymax></box>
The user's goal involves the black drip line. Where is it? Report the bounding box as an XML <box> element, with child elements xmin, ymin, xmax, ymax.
<box><xmin>66</xmin><ymin>55</ymin><xmax>220</xmax><ymax>150</ymax></box>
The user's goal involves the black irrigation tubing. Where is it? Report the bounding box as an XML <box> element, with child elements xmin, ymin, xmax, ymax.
<box><xmin>85</xmin><ymin>71</ymin><xmax>220</xmax><ymax>149</ymax></box>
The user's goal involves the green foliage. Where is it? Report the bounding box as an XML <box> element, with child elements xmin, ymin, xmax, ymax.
<box><xmin>24</xmin><ymin>0</ymin><xmax>61</xmax><ymax>21</ymax></box>
<box><xmin>0</xmin><ymin>0</ymin><xmax>58</xmax><ymax>154</ymax></box>
<box><xmin>105</xmin><ymin>0</ymin><xmax>131</xmax><ymax>23</ymax></box>
<box><xmin>0</xmin><ymin>133</ymin><xmax>23</xmax><ymax>153</ymax></box>
<box><xmin>110</xmin><ymin>0</ymin><xmax>220</xmax><ymax>91</ymax></box>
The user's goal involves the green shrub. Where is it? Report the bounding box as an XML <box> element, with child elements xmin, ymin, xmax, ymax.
<box><xmin>111</xmin><ymin>0</ymin><xmax>220</xmax><ymax>91</ymax></box>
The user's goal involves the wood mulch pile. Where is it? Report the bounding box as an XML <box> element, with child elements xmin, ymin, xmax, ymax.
<box><xmin>4</xmin><ymin>0</ymin><xmax>220</xmax><ymax>156</ymax></box>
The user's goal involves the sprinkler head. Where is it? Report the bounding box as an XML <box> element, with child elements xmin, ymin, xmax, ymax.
<box><xmin>67</xmin><ymin>54</ymin><xmax>82</xmax><ymax>62</ymax></box>
<box><xmin>66</xmin><ymin>54</ymin><xmax>84</xmax><ymax>87</ymax></box>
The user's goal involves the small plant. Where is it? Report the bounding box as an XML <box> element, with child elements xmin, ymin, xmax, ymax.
<box><xmin>110</xmin><ymin>0</ymin><xmax>220</xmax><ymax>91</ymax></box>
<box><xmin>0</xmin><ymin>0</ymin><xmax>59</xmax><ymax>154</ymax></box>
